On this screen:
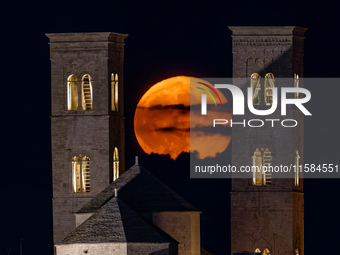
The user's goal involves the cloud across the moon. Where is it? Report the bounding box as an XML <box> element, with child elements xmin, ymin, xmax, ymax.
<box><xmin>134</xmin><ymin>76</ymin><xmax>231</xmax><ymax>159</ymax></box>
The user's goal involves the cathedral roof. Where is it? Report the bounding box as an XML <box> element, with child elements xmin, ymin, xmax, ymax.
<box><xmin>62</xmin><ymin>197</ymin><xmax>178</xmax><ymax>244</ymax></box>
<box><xmin>77</xmin><ymin>164</ymin><xmax>199</xmax><ymax>214</ymax></box>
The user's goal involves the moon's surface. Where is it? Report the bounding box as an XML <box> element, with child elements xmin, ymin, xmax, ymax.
<box><xmin>134</xmin><ymin>76</ymin><xmax>231</xmax><ymax>159</ymax></box>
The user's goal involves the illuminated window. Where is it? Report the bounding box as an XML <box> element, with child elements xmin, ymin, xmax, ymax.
<box><xmin>252</xmin><ymin>148</ymin><xmax>262</xmax><ymax>185</ymax></box>
<box><xmin>253</xmin><ymin>148</ymin><xmax>272</xmax><ymax>185</ymax></box>
<box><xmin>264</xmin><ymin>73</ymin><xmax>275</xmax><ymax>105</ymax></box>
<box><xmin>255</xmin><ymin>248</ymin><xmax>261</xmax><ymax>253</ymax></box>
<box><xmin>113</xmin><ymin>147</ymin><xmax>119</xmax><ymax>181</ymax></box>
<box><xmin>72</xmin><ymin>156</ymin><xmax>81</xmax><ymax>193</ymax></box>
<box><xmin>72</xmin><ymin>156</ymin><xmax>90</xmax><ymax>193</ymax></box>
<box><xmin>111</xmin><ymin>73</ymin><xmax>118</xmax><ymax>111</ymax></box>
<box><xmin>263</xmin><ymin>248</ymin><xmax>270</xmax><ymax>255</ymax></box>
<box><xmin>251</xmin><ymin>73</ymin><xmax>261</xmax><ymax>105</ymax></box>
<box><xmin>295</xmin><ymin>150</ymin><xmax>300</xmax><ymax>187</ymax></box>
<box><xmin>263</xmin><ymin>148</ymin><xmax>272</xmax><ymax>185</ymax></box>
<box><xmin>294</xmin><ymin>73</ymin><xmax>299</xmax><ymax>99</ymax></box>
<box><xmin>82</xmin><ymin>156</ymin><xmax>90</xmax><ymax>193</ymax></box>
<box><xmin>82</xmin><ymin>74</ymin><xmax>93</xmax><ymax>110</ymax></box>
<box><xmin>67</xmin><ymin>75</ymin><xmax>78</xmax><ymax>110</ymax></box>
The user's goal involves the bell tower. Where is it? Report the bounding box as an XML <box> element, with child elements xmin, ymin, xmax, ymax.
<box><xmin>229</xmin><ymin>27</ymin><xmax>306</xmax><ymax>255</ymax></box>
<box><xmin>47</xmin><ymin>32</ymin><xmax>128</xmax><ymax>244</ymax></box>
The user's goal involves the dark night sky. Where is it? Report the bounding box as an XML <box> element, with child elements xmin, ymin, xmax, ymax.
<box><xmin>1</xmin><ymin>1</ymin><xmax>340</xmax><ymax>255</ymax></box>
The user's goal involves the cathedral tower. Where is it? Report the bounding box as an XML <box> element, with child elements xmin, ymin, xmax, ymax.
<box><xmin>47</xmin><ymin>32</ymin><xmax>128</xmax><ymax>244</ymax></box>
<box><xmin>229</xmin><ymin>27</ymin><xmax>306</xmax><ymax>255</ymax></box>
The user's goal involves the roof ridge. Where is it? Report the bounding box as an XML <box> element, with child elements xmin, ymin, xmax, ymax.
<box><xmin>77</xmin><ymin>164</ymin><xmax>199</xmax><ymax>215</ymax></box>
<box><xmin>62</xmin><ymin>196</ymin><xmax>178</xmax><ymax>244</ymax></box>
<box><xmin>76</xmin><ymin>165</ymin><xmax>141</xmax><ymax>214</ymax></box>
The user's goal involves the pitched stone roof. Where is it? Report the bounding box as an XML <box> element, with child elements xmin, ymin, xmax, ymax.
<box><xmin>62</xmin><ymin>197</ymin><xmax>178</xmax><ymax>244</ymax></box>
<box><xmin>77</xmin><ymin>164</ymin><xmax>198</xmax><ymax>214</ymax></box>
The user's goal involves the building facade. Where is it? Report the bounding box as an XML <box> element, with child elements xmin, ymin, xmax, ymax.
<box><xmin>229</xmin><ymin>27</ymin><xmax>306</xmax><ymax>255</ymax></box>
<box><xmin>47</xmin><ymin>32</ymin><xmax>127</xmax><ymax>244</ymax></box>
<box><xmin>47</xmin><ymin>27</ymin><xmax>305</xmax><ymax>255</ymax></box>
<box><xmin>47</xmin><ymin>32</ymin><xmax>205</xmax><ymax>255</ymax></box>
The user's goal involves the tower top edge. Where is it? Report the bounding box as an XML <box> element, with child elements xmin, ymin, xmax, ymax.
<box><xmin>46</xmin><ymin>32</ymin><xmax>128</xmax><ymax>43</ymax></box>
<box><xmin>228</xmin><ymin>26</ymin><xmax>307</xmax><ymax>36</ymax></box>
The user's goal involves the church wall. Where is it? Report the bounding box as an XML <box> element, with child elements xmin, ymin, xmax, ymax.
<box><xmin>56</xmin><ymin>243</ymin><xmax>127</xmax><ymax>255</ymax></box>
<box><xmin>231</xmin><ymin>192</ymin><xmax>296</xmax><ymax>255</ymax></box>
<box><xmin>231</xmin><ymin>108</ymin><xmax>302</xmax><ymax>192</ymax></box>
<box><xmin>53</xmin><ymin>198</ymin><xmax>93</xmax><ymax>246</ymax></box>
<box><xmin>51</xmin><ymin>116</ymin><xmax>111</xmax><ymax>196</ymax></box>
<box><xmin>152</xmin><ymin>211</ymin><xmax>200</xmax><ymax>255</ymax></box>
<box><xmin>51</xmin><ymin>115</ymin><xmax>112</xmax><ymax>243</ymax></box>
<box><xmin>47</xmin><ymin>33</ymin><xmax>127</xmax><ymax>244</ymax></box>
<box><xmin>293</xmin><ymin>192</ymin><xmax>304</xmax><ymax>255</ymax></box>
<box><xmin>56</xmin><ymin>243</ymin><xmax>176</xmax><ymax>255</ymax></box>
<box><xmin>229</xmin><ymin>27</ymin><xmax>306</xmax><ymax>255</ymax></box>
<box><xmin>190</xmin><ymin>212</ymin><xmax>201</xmax><ymax>254</ymax></box>
<box><xmin>50</xmin><ymin>42</ymin><xmax>111</xmax><ymax>116</ymax></box>
<box><xmin>127</xmin><ymin>243</ymin><xmax>177</xmax><ymax>255</ymax></box>
<box><xmin>229</xmin><ymin>26</ymin><xmax>306</xmax><ymax>79</ymax></box>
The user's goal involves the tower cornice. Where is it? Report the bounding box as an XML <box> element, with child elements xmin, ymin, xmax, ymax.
<box><xmin>46</xmin><ymin>32</ymin><xmax>128</xmax><ymax>44</ymax></box>
<box><xmin>228</xmin><ymin>26</ymin><xmax>307</xmax><ymax>36</ymax></box>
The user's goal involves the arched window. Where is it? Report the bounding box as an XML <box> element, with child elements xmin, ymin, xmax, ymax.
<box><xmin>72</xmin><ymin>156</ymin><xmax>90</xmax><ymax>193</ymax></box>
<box><xmin>263</xmin><ymin>248</ymin><xmax>270</xmax><ymax>255</ymax></box>
<box><xmin>252</xmin><ymin>148</ymin><xmax>262</xmax><ymax>185</ymax></box>
<box><xmin>82</xmin><ymin>74</ymin><xmax>93</xmax><ymax>110</ymax></box>
<box><xmin>72</xmin><ymin>156</ymin><xmax>81</xmax><ymax>193</ymax></box>
<box><xmin>82</xmin><ymin>156</ymin><xmax>90</xmax><ymax>193</ymax></box>
<box><xmin>264</xmin><ymin>73</ymin><xmax>275</xmax><ymax>105</ymax></box>
<box><xmin>251</xmin><ymin>73</ymin><xmax>261</xmax><ymax>105</ymax></box>
<box><xmin>255</xmin><ymin>248</ymin><xmax>261</xmax><ymax>253</ymax></box>
<box><xmin>263</xmin><ymin>148</ymin><xmax>272</xmax><ymax>185</ymax></box>
<box><xmin>295</xmin><ymin>150</ymin><xmax>300</xmax><ymax>187</ymax></box>
<box><xmin>113</xmin><ymin>147</ymin><xmax>119</xmax><ymax>181</ymax></box>
<box><xmin>111</xmin><ymin>73</ymin><xmax>118</xmax><ymax>111</ymax></box>
<box><xmin>67</xmin><ymin>75</ymin><xmax>78</xmax><ymax>110</ymax></box>
<box><xmin>253</xmin><ymin>148</ymin><xmax>272</xmax><ymax>186</ymax></box>
<box><xmin>294</xmin><ymin>73</ymin><xmax>299</xmax><ymax>99</ymax></box>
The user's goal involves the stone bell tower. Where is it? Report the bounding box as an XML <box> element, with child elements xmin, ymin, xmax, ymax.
<box><xmin>47</xmin><ymin>32</ymin><xmax>128</xmax><ymax>244</ymax></box>
<box><xmin>229</xmin><ymin>27</ymin><xmax>306</xmax><ymax>255</ymax></box>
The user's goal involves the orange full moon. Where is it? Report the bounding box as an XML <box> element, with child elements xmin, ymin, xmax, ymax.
<box><xmin>134</xmin><ymin>76</ymin><xmax>231</xmax><ymax>159</ymax></box>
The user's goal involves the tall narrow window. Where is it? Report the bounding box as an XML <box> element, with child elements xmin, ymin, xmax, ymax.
<box><xmin>111</xmin><ymin>73</ymin><xmax>118</xmax><ymax>111</ymax></box>
<box><xmin>264</xmin><ymin>73</ymin><xmax>275</xmax><ymax>105</ymax></box>
<box><xmin>294</xmin><ymin>73</ymin><xmax>299</xmax><ymax>99</ymax></box>
<box><xmin>67</xmin><ymin>75</ymin><xmax>78</xmax><ymax>110</ymax></box>
<box><xmin>72</xmin><ymin>155</ymin><xmax>90</xmax><ymax>193</ymax></box>
<box><xmin>82</xmin><ymin>156</ymin><xmax>90</xmax><ymax>193</ymax></box>
<box><xmin>82</xmin><ymin>74</ymin><xmax>93</xmax><ymax>110</ymax></box>
<box><xmin>295</xmin><ymin>150</ymin><xmax>300</xmax><ymax>187</ymax></box>
<box><xmin>113</xmin><ymin>147</ymin><xmax>119</xmax><ymax>181</ymax></box>
<box><xmin>72</xmin><ymin>156</ymin><xmax>81</xmax><ymax>193</ymax></box>
<box><xmin>251</xmin><ymin>73</ymin><xmax>261</xmax><ymax>105</ymax></box>
<box><xmin>252</xmin><ymin>148</ymin><xmax>262</xmax><ymax>185</ymax></box>
<box><xmin>263</xmin><ymin>148</ymin><xmax>272</xmax><ymax>185</ymax></box>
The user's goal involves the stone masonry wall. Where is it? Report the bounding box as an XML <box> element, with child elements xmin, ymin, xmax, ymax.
<box><xmin>47</xmin><ymin>33</ymin><xmax>127</xmax><ymax>244</ymax></box>
<box><xmin>229</xmin><ymin>27</ymin><xmax>306</xmax><ymax>255</ymax></box>
<box><xmin>56</xmin><ymin>243</ymin><xmax>127</xmax><ymax>255</ymax></box>
<box><xmin>153</xmin><ymin>212</ymin><xmax>201</xmax><ymax>255</ymax></box>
